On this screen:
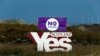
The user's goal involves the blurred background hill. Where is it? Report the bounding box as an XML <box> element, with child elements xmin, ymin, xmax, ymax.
<box><xmin>0</xmin><ymin>19</ymin><xmax>100</xmax><ymax>45</ymax></box>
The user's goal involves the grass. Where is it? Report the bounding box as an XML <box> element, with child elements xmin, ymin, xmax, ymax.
<box><xmin>0</xmin><ymin>44</ymin><xmax>100</xmax><ymax>56</ymax></box>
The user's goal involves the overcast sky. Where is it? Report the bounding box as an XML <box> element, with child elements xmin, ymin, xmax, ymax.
<box><xmin>0</xmin><ymin>0</ymin><xmax>100</xmax><ymax>24</ymax></box>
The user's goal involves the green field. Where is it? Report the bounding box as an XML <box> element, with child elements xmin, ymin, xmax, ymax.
<box><xmin>0</xmin><ymin>44</ymin><xmax>100</xmax><ymax>56</ymax></box>
<box><xmin>0</xmin><ymin>20</ymin><xmax>100</xmax><ymax>56</ymax></box>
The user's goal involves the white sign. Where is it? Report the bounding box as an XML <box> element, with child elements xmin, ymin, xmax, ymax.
<box><xmin>46</xmin><ymin>18</ymin><xmax>59</xmax><ymax>31</ymax></box>
<box><xmin>30</xmin><ymin>32</ymin><xmax>72</xmax><ymax>52</ymax></box>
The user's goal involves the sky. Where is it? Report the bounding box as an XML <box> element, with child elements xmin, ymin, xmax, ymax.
<box><xmin>0</xmin><ymin>0</ymin><xmax>100</xmax><ymax>24</ymax></box>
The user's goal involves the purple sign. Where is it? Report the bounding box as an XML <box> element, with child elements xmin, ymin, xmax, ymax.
<box><xmin>38</xmin><ymin>17</ymin><xmax>67</xmax><ymax>31</ymax></box>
